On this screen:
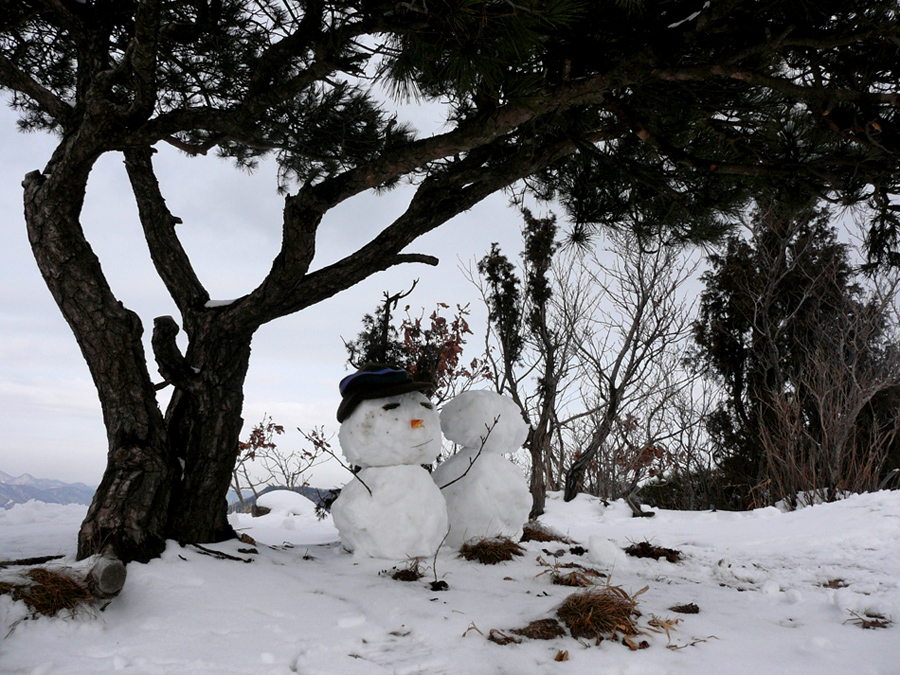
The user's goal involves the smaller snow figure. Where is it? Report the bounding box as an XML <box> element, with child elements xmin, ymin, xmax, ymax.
<box><xmin>331</xmin><ymin>364</ymin><xmax>449</xmax><ymax>560</ymax></box>
<box><xmin>433</xmin><ymin>390</ymin><xmax>531</xmax><ymax>549</ymax></box>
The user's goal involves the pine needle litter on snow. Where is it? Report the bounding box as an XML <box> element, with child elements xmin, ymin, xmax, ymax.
<box><xmin>380</xmin><ymin>558</ymin><xmax>426</xmax><ymax>582</ymax></box>
<box><xmin>459</xmin><ymin>537</ymin><xmax>525</xmax><ymax>564</ymax></box>
<box><xmin>556</xmin><ymin>583</ymin><xmax>647</xmax><ymax>641</ymax></box>
<box><xmin>624</xmin><ymin>540</ymin><xmax>682</xmax><ymax>563</ymax></box>
<box><xmin>0</xmin><ymin>568</ymin><xmax>93</xmax><ymax>618</ymax></box>
<box><xmin>536</xmin><ymin>555</ymin><xmax>606</xmax><ymax>587</ymax></box>
<box><xmin>669</xmin><ymin>602</ymin><xmax>700</xmax><ymax>614</ymax></box>
<box><xmin>520</xmin><ymin>521</ymin><xmax>574</xmax><ymax>544</ymax></box>
<box><xmin>845</xmin><ymin>611</ymin><xmax>892</xmax><ymax>629</ymax></box>
<box><xmin>510</xmin><ymin>618</ymin><xmax>567</xmax><ymax>640</ymax></box>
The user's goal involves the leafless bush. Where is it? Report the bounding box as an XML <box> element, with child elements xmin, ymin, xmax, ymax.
<box><xmin>231</xmin><ymin>416</ymin><xmax>327</xmax><ymax>512</ymax></box>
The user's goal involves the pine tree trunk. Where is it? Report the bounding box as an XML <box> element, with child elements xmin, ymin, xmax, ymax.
<box><xmin>23</xmin><ymin>162</ymin><xmax>177</xmax><ymax>563</ymax></box>
<box><xmin>526</xmin><ymin>409</ymin><xmax>555</xmax><ymax>519</ymax></box>
<box><xmin>164</xmin><ymin>326</ymin><xmax>253</xmax><ymax>544</ymax></box>
<box><xmin>24</xmin><ymin>148</ymin><xmax>254</xmax><ymax>561</ymax></box>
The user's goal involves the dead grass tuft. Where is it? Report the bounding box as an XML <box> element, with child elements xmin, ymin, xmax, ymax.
<box><xmin>0</xmin><ymin>568</ymin><xmax>93</xmax><ymax>618</ymax></box>
<box><xmin>556</xmin><ymin>583</ymin><xmax>647</xmax><ymax>641</ymax></box>
<box><xmin>845</xmin><ymin>611</ymin><xmax>892</xmax><ymax>630</ymax></box>
<box><xmin>624</xmin><ymin>540</ymin><xmax>682</xmax><ymax>563</ymax></box>
<box><xmin>392</xmin><ymin>568</ymin><xmax>424</xmax><ymax>582</ymax></box>
<box><xmin>460</xmin><ymin>537</ymin><xmax>525</xmax><ymax>565</ymax></box>
<box><xmin>536</xmin><ymin>556</ymin><xmax>605</xmax><ymax>587</ymax></box>
<box><xmin>380</xmin><ymin>558</ymin><xmax>425</xmax><ymax>582</ymax></box>
<box><xmin>511</xmin><ymin>618</ymin><xmax>566</xmax><ymax>640</ymax></box>
<box><xmin>551</xmin><ymin>564</ymin><xmax>605</xmax><ymax>587</ymax></box>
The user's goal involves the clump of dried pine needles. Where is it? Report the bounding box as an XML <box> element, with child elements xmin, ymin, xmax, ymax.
<box><xmin>0</xmin><ymin>568</ymin><xmax>93</xmax><ymax>618</ymax></box>
<box><xmin>845</xmin><ymin>610</ymin><xmax>892</xmax><ymax>629</ymax></box>
<box><xmin>511</xmin><ymin>618</ymin><xmax>567</xmax><ymax>640</ymax></box>
<box><xmin>556</xmin><ymin>583</ymin><xmax>647</xmax><ymax>641</ymax></box>
<box><xmin>624</xmin><ymin>540</ymin><xmax>682</xmax><ymax>563</ymax></box>
<box><xmin>380</xmin><ymin>558</ymin><xmax>426</xmax><ymax>582</ymax></box>
<box><xmin>520</xmin><ymin>521</ymin><xmax>573</xmax><ymax>544</ymax></box>
<box><xmin>459</xmin><ymin>537</ymin><xmax>525</xmax><ymax>565</ymax></box>
<box><xmin>536</xmin><ymin>555</ymin><xmax>606</xmax><ymax>587</ymax></box>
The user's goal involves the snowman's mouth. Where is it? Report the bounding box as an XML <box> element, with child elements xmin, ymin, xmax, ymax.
<box><xmin>410</xmin><ymin>419</ymin><xmax>425</xmax><ymax>428</ymax></box>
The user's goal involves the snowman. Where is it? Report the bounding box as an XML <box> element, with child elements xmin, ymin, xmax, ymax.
<box><xmin>432</xmin><ymin>390</ymin><xmax>531</xmax><ymax>549</ymax></box>
<box><xmin>330</xmin><ymin>364</ymin><xmax>449</xmax><ymax>559</ymax></box>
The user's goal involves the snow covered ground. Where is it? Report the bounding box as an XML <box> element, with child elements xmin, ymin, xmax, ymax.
<box><xmin>1</xmin><ymin>490</ymin><xmax>898</xmax><ymax>675</ymax></box>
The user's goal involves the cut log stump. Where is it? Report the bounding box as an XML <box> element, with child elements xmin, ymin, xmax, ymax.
<box><xmin>86</xmin><ymin>552</ymin><xmax>127</xmax><ymax>598</ymax></box>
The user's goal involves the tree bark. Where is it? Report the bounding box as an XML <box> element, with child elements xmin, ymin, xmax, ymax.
<box><xmin>563</xmin><ymin>391</ymin><xmax>618</xmax><ymax>502</ymax></box>
<box><xmin>163</xmin><ymin>319</ymin><xmax>253</xmax><ymax>544</ymax></box>
<box><xmin>24</xmin><ymin>141</ymin><xmax>257</xmax><ymax>561</ymax></box>
<box><xmin>23</xmin><ymin>152</ymin><xmax>176</xmax><ymax>563</ymax></box>
<box><xmin>527</xmin><ymin>426</ymin><xmax>548</xmax><ymax>519</ymax></box>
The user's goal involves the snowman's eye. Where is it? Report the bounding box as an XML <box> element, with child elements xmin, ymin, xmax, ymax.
<box><xmin>382</xmin><ymin>402</ymin><xmax>400</xmax><ymax>411</ymax></box>
<box><xmin>420</xmin><ymin>402</ymin><xmax>433</xmax><ymax>410</ymax></box>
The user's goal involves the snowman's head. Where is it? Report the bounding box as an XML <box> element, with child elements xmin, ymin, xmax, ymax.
<box><xmin>338</xmin><ymin>391</ymin><xmax>442</xmax><ymax>468</ymax></box>
<box><xmin>440</xmin><ymin>390</ymin><xmax>528</xmax><ymax>453</ymax></box>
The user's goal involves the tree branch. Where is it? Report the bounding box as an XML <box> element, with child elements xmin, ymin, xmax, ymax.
<box><xmin>653</xmin><ymin>65</ymin><xmax>900</xmax><ymax>108</ymax></box>
<box><xmin>126</xmin><ymin>0</ymin><xmax>163</xmax><ymax>121</ymax></box>
<box><xmin>151</xmin><ymin>316</ymin><xmax>199</xmax><ymax>392</ymax></box>
<box><xmin>0</xmin><ymin>53</ymin><xmax>73</xmax><ymax>126</ymax></box>
<box><xmin>242</xmin><ymin>133</ymin><xmax>576</xmax><ymax>326</ymax></box>
<box><xmin>123</xmin><ymin>147</ymin><xmax>209</xmax><ymax>314</ymax></box>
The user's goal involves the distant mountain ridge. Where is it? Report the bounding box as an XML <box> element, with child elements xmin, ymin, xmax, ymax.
<box><xmin>0</xmin><ymin>471</ymin><xmax>95</xmax><ymax>509</ymax></box>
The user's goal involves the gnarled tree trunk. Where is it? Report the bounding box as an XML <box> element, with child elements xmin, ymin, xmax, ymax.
<box><xmin>162</xmin><ymin>319</ymin><xmax>254</xmax><ymax>544</ymax></box>
<box><xmin>23</xmin><ymin>144</ymin><xmax>177</xmax><ymax>563</ymax></box>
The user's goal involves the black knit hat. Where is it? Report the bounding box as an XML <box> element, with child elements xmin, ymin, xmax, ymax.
<box><xmin>336</xmin><ymin>363</ymin><xmax>433</xmax><ymax>422</ymax></box>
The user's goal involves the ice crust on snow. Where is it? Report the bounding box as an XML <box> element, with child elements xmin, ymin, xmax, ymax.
<box><xmin>337</xmin><ymin>391</ymin><xmax>442</xmax><ymax>468</ymax></box>
<box><xmin>331</xmin><ymin>465</ymin><xmax>449</xmax><ymax>560</ymax></box>
<box><xmin>434</xmin><ymin>390</ymin><xmax>531</xmax><ymax>548</ymax></box>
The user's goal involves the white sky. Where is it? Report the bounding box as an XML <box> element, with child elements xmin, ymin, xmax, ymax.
<box><xmin>0</xmin><ymin>103</ymin><xmax>529</xmax><ymax>486</ymax></box>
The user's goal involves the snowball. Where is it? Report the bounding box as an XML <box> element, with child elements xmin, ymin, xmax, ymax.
<box><xmin>338</xmin><ymin>392</ymin><xmax>442</xmax><ymax>468</ymax></box>
<box><xmin>256</xmin><ymin>489</ymin><xmax>317</xmax><ymax>518</ymax></box>
<box><xmin>440</xmin><ymin>391</ymin><xmax>527</xmax><ymax>454</ymax></box>
<box><xmin>588</xmin><ymin>536</ymin><xmax>629</xmax><ymax>569</ymax></box>
<box><xmin>432</xmin><ymin>450</ymin><xmax>531</xmax><ymax>549</ymax></box>
<box><xmin>331</xmin><ymin>465</ymin><xmax>449</xmax><ymax>559</ymax></box>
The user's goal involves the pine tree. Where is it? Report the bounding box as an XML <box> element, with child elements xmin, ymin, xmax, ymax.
<box><xmin>693</xmin><ymin>201</ymin><xmax>900</xmax><ymax>505</ymax></box>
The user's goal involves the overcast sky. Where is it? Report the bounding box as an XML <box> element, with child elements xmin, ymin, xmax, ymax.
<box><xmin>0</xmin><ymin>102</ymin><xmax>529</xmax><ymax>486</ymax></box>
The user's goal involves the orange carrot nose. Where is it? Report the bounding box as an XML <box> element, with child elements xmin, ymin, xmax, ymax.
<box><xmin>411</xmin><ymin>419</ymin><xmax>425</xmax><ymax>429</ymax></box>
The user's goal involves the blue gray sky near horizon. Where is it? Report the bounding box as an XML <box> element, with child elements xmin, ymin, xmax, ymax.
<box><xmin>0</xmin><ymin>103</ymin><xmax>528</xmax><ymax>487</ymax></box>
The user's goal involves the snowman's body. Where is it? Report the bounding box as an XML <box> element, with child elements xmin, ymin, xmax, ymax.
<box><xmin>331</xmin><ymin>391</ymin><xmax>449</xmax><ymax>559</ymax></box>
<box><xmin>433</xmin><ymin>390</ymin><xmax>531</xmax><ymax>549</ymax></box>
<box><xmin>332</xmin><ymin>465</ymin><xmax>448</xmax><ymax>559</ymax></box>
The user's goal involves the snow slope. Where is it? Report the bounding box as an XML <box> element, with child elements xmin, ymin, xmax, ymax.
<box><xmin>1</xmin><ymin>490</ymin><xmax>898</xmax><ymax>675</ymax></box>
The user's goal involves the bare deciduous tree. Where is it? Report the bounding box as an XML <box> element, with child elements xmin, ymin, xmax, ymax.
<box><xmin>559</xmin><ymin>234</ymin><xmax>701</xmax><ymax>503</ymax></box>
<box><xmin>230</xmin><ymin>416</ymin><xmax>326</xmax><ymax>513</ymax></box>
